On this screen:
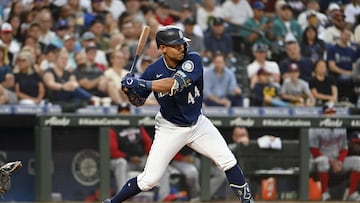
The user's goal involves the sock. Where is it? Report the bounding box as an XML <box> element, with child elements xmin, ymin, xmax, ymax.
<box><xmin>349</xmin><ymin>171</ymin><xmax>360</xmax><ymax>194</ymax></box>
<box><xmin>111</xmin><ymin>177</ymin><xmax>142</xmax><ymax>203</ymax></box>
<box><xmin>318</xmin><ymin>172</ymin><xmax>328</xmax><ymax>193</ymax></box>
<box><xmin>225</xmin><ymin>165</ymin><xmax>246</xmax><ymax>186</ymax></box>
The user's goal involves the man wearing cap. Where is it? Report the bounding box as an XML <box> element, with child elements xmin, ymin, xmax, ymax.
<box><xmin>271</xmin><ymin>3</ymin><xmax>302</xmax><ymax>45</ymax></box>
<box><xmin>204</xmin><ymin>17</ymin><xmax>234</xmax><ymax>59</ymax></box>
<box><xmin>182</xmin><ymin>17</ymin><xmax>205</xmax><ymax>56</ymax></box>
<box><xmin>52</xmin><ymin>19</ymin><xmax>70</xmax><ymax>49</ymax></box>
<box><xmin>247</xmin><ymin>43</ymin><xmax>280</xmax><ymax>89</ymax></box>
<box><xmin>80</xmin><ymin>31</ymin><xmax>108</xmax><ymax>68</ymax></box>
<box><xmin>0</xmin><ymin>22</ymin><xmax>21</xmax><ymax>65</ymax></box>
<box><xmin>280</xmin><ymin>63</ymin><xmax>315</xmax><ymax>106</ymax></box>
<box><xmin>279</xmin><ymin>39</ymin><xmax>314</xmax><ymax>82</ymax></box>
<box><xmin>241</xmin><ymin>1</ymin><xmax>272</xmax><ymax>50</ymax></box>
<box><xmin>297</xmin><ymin>0</ymin><xmax>328</xmax><ymax>30</ymax></box>
<box><xmin>251</xmin><ymin>68</ymin><xmax>290</xmax><ymax>107</ymax></box>
<box><xmin>196</xmin><ymin>0</ymin><xmax>223</xmax><ymax>32</ymax></box>
<box><xmin>320</xmin><ymin>10</ymin><xmax>355</xmax><ymax>44</ymax></box>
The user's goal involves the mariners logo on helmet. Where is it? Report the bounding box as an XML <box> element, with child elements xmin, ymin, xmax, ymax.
<box><xmin>155</xmin><ymin>26</ymin><xmax>191</xmax><ymax>49</ymax></box>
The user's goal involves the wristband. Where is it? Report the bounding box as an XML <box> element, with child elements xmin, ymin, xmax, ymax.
<box><xmin>138</xmin><ymin>79</ymin><xmax>152</xmax><ymax>91</ymax></box>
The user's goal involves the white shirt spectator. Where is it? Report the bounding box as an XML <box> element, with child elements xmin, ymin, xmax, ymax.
<box><xmin>221</xmin><ymin>0</ymin><xmax>253</xmax><ymax>25</ymax></box>
<box><xmin>247</xmin><ymin>60</ymin><xmax>280</xmax><ymax>79</ymax></box>
<box><xmin>297</xmin><ymin>10</ymin><xmax>328</xmax><ymax>30</ymax></box>
<box><xmin>196</xmin><ymin>2</ymin><xmax>224</xmax><ymax>31</ymax></box>
<box><xmin>103</xmin><ymin>0</ymin><xmax>126</xmax><ymax>19</ymax></box>
<box><xmin>320</xmin><ymin>26</ymin><xmax>355</xmax><ymax>44</ymax></box>
<box><xmin>344</xmin><ymin>3</ymin><xmax>360</xmax><ymax>24</ymax></box>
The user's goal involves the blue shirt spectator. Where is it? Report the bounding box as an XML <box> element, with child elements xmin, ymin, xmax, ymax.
<box><xmin>204</xmin><ymin>17</ymin><xmax>234</xmax><ymax>59</ymax></box>
<box><xmin>203</xmin><ymin>53</ymin><xmax>242</xmax><ymax>107</ymax></box>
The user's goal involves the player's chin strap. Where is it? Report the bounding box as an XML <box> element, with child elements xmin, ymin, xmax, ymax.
<box><xmin>229</xmin><ymin>183</ymin><xmax>254</xmax><ymax>203</ymax></box>
<box><xmin>169</xmin><ymin>70</ymin><xmax>192</xmax><ymax>96</ymax></box>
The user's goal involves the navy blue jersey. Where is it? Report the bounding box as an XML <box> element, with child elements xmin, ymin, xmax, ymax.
<box><xmin>139</xmin><ymin>52</ymin><xmax>203</xmax><ymax>125</ymax></box>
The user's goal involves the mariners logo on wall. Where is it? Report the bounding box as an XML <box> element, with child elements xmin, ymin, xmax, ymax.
<box><xmin>72</xmin><ymin>149</ymin><xmax>100</xmax><ymax>186</ymax></box>
<box><xmin>182</xmin><ymin>60</ymin><xmax>194</xmax><ymax>72</ymax></box>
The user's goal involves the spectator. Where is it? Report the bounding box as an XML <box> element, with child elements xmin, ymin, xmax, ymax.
<box><xmin>241</xmin><ymin>1</ymin><xmax>272</xmax><ymax>50</ymax></box>
<box><xmin>8</xmin><ymin>14</ymin><xmax>23</xmax><ymax>43</ymax></box>
<box><xmin>13</xmin><ymin>51</ymin><xmax>45</xmax><ymax>105</ymax></box>
<box><xmin>89</xmin><ymin>18</ymin><xmax>111</xmax><ymax>51</ymax></box>
<box><xmin>154</xmin><ymin>1</ymin><xmax>174</xmax><ymax>26</ymax></box>
<box><xmin>73</xmin><ymin>50</ymin><xmax>125</xmax><ymax>108</ymax></box>
<box><xmin>52</xmin><ymin>19</ymin><xmax>70</xmax><ymax>49</ymax></box>
<box><xmin>118</xmin><ymin>20</ymin><xmax>137</xmax><ymax>49</ymax></box>
<box><xmin>344</xmin><ymin>0</ymin><xmax>360</xmax><ymax>25</ymax></box>
<box><xmin>327</xmin><ymin>27</ymin><xmax>357</xmax><ymax>103</ymax></box>
<box><xmin>0</xmin><ymin>22</ymin><xmax>21</xmax><ymax>65</ymax></box>
<box><xmin>83</xmin><ymin>0</ymin><xmax>107</xmax><ymax>29</ymax></box>
<box><xmin>173</xmin><ymin>6</ymin><xmax>204</xmax><ymax>39</ymax></box>
<box><xmin>182</xmin><ymin>17</ymin><xmax>205</xmax><ymax>56</ymax></box>
<box><xmin>300</xmin><ymin>26</ymin><xmax>327</xmax><ymax>64</ymax></box>
<box><xmin>279</xmin><ymin>39</ymin><xmax>314</xmax><ymax>82</ymax></box>
<box><xmin>271</xmin><ymin>3</ymin><xmax>303</xmax><ymax>45</ymax></box>
<box><xmin>103</xmin><ymin>0</ymin><xmax>126</xmax><ymax>20</ymax></box>
<box><xmin>104</xmin><ymin>50</ymin><xmax>129</xmax><ymax>105</ymax></box>
<box><xmin>196</xmin><ymin>0</ymin><xmax>223</xmax><ymax>32</ymax></box>
<box><xmin>280</xmin><ymin>63</ymin><xmax>315</xmax><ymax>106</ymax></box>
<box><xmin>222</xmin><ymin>0</ymin><xmax>253</xmax><ymax>26</ymax></box>
<box><xmin>62</xmin><ymin>33</ymin><xmax>80</xmax><ymax>70</ymax></box>
<box><xmin>36</xmin><ymin>9</ymin><xmax>56</xmax><ymax>46</ymax></box>
<box><xmin>251</xmin><ymin>68</ymin><xmax>290</xmax><ymax>107</ymax></box>
<box><xmin>297</xmin><ymin>0</ymin><xmax>328</xmax><ymax>31</ymax></box>
<box><xmin>42</xmin><ymin>49</ymin><xmax>98</xmax><ymax>106</ymax></box>
<box><xmin>39</xmin><ymin>44</ymin><xmax>58</xmax><ymax>75</ymax></box>
<box><xmin>309</xmin><ymin>107</ymin><xmax>360</xmax><ymax>201</ymax></box>
<box><xmin>0</xmin><ymin>43</ymin><xmax>16</xmax><ymax>104</ymax></box>
<box><xmin>80</xmin><ymin>31</ymin><xmax>108</xmax><ymax>68</ymax></box>
<box><xmin>309</xmin><ymin>60</ymin><xmax>338</xmax><ymax>106</ymax></box>
<box><xmin>203</xmin><ymin>53</ymin><xmax>242</xmax><ymax>107</ymax></box>
<box><xmin>320</xmin><ymin>11</ymin><xmax>354</xmax><ymax>45</ymax></box>
<box><xmin>247</xmin><ymin>43</ymin><xmax>280</xmax><ymax>89</ymax></box>
<box><xmin>204</xmin><ymin>17</ymin><xmax>233</xmax><ymax>59</ymax></box>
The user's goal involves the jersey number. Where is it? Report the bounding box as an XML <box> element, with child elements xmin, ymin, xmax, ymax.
<box><xmin>188</xmin><ymin>86</ymin><xmax>200</xmax><ymax>104</ymax></box>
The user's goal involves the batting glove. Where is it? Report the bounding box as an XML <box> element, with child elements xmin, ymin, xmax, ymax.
<box><xmin>121</xmin><ymin>77</ymin><xmax>152</xmax><ymax>91</ymax></box>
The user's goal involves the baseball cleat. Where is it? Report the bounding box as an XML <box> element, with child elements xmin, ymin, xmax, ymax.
<box><xmin>0</xmin><ymin>161</ymin><xmax>22</xmax><ymax>175</ymax></box>
<box><xmin>230</xmin><ymin>183</ymin><xmax>254</xmax><ymax>203</ymax></box>
<box><xmin>102</xmin><ymin>198</ymin><xmax>111</xmax><ymax>203</ymax></box>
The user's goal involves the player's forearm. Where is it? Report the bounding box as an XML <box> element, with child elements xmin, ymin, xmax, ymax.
<box><xmin>150</xmin><ymin>78</ymin><xmax>174</xmax><ymax>93</ymax></box>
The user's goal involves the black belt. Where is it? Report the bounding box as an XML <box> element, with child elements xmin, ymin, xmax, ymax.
<box><xmin>175</xmin><ymin>118</ymin><xmax>198</xmax><ymax>127</ymax></box>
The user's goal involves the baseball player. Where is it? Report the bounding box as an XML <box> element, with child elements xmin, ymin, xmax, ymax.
<box><xmin>309</xmin><ymin>120</ymin><xmax>360</xmax><ymax>200</ymax></box>
<box><xmin>102</xmin><ymin>26</ymin><xmax>254</xmax><ymax>203</ymax></box>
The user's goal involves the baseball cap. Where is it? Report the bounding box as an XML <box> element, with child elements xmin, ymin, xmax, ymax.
<box><xmin>252</xmin><ymin>1</ymin><xmax>265</xmax><ymax>10</ymax></box>
<box><xmin>81</xmin><ymin>31</ymin><xmax>95</xmax><ymax>41</ymax></box>
<box><xmin>54</xmin><ymin>19</ymin><xmax>69</xmax><ymax>30</ymax></box>
<box><xmin>306</xmin><ymin>10</ymin><xmax>317</xmax><ymax>18</ymax></box>
<box><xmin>322</xmin><ymin>103</ymin><xmax>336</xmax><ymax>114</ymax></box>
<box><xmin>257</xmin><ymin>68</ymin><xmax>272</xmax><ymax>75</ymax></box>
<box><xmin>63</xmin><ymin>33</ymin><xmax>75</xmax><ymax>41</ymax></box>
<box><xmin>252</xmin><ymin>43</ymin><xmax>268</xmax><ymax>52</ymax></box>
<box><xmin>184</xmin><ymin>17</ymin><xmax>196</xmax><ymax>25</ymax></box>
<box><xmin>158</xmin><ymin>1</ymin><xmax>170</xmax><ymax>8</ymax></box>
<box><xmin>43</xmin><ymin>44</ymin><xmax>58</xmax><ymax>54</ymax></box>
<box><xmin>285</xmin><ymin>33</ymin><xmax>297</xmax><ymax>43</ymax></box>
<box><xmin>1</xmin><ymin>23</ymin><xmax>12</xmax><ymax>33</ymax></box>
<box><xmin>287</xmin><ymin>63</ymin><xmax>300</xmax><ymax>72</ymax></box>
<box><xmin>212</xmin><ymin>17</ymin><xmax>224</xmax><ymax>26</ymax></box>
<box><xmin>351</xmin><ymin>131</ymin><xmax>360</xmax><ymax>142</ymax></box>
<box><xmin>328</xmin><ymin>3</ymin><xmax>340</xmax><ymax>12</ymax></box>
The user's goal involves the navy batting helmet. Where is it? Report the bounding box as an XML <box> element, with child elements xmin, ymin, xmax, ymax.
<box><xmin>155</xmin><ymin>26</ymin><xmax>191</xmax><ymax>50</ymax></box>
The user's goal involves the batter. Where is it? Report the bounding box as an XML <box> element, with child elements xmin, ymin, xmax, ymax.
<box><xmin>103</xmin><ymin>26</ymin><xmax>253</xmax><ymax>203</ymax></box>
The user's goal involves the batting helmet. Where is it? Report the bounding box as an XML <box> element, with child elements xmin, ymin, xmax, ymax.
<box><xmin>155</xmin><ymin>26</ymin><xmax>191</xmax><ymax>50</ymax></box>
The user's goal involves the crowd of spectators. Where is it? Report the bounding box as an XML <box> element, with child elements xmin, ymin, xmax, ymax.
<box><xmin>1</xmin><ymin>0</ymin><xmax>360</xmax><ymax>112</ymax></box>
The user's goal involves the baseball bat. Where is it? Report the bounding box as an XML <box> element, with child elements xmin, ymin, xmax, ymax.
<box><xmin>129</xmin><ymin>25</ymin><xmax>150</xmax><ymax>73</ymax></box>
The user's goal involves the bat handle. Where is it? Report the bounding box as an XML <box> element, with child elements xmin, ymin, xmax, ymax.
<box><xmin>129</xmin><ymin>54</ymin><xmax>139</xmax><ymax>73</ymax></box>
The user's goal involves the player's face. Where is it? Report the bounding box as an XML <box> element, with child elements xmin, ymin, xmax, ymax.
<box><xmin>162</xmin><ymin>44</ymin><xmax>185</xmax><ymax>62</ymax></box>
